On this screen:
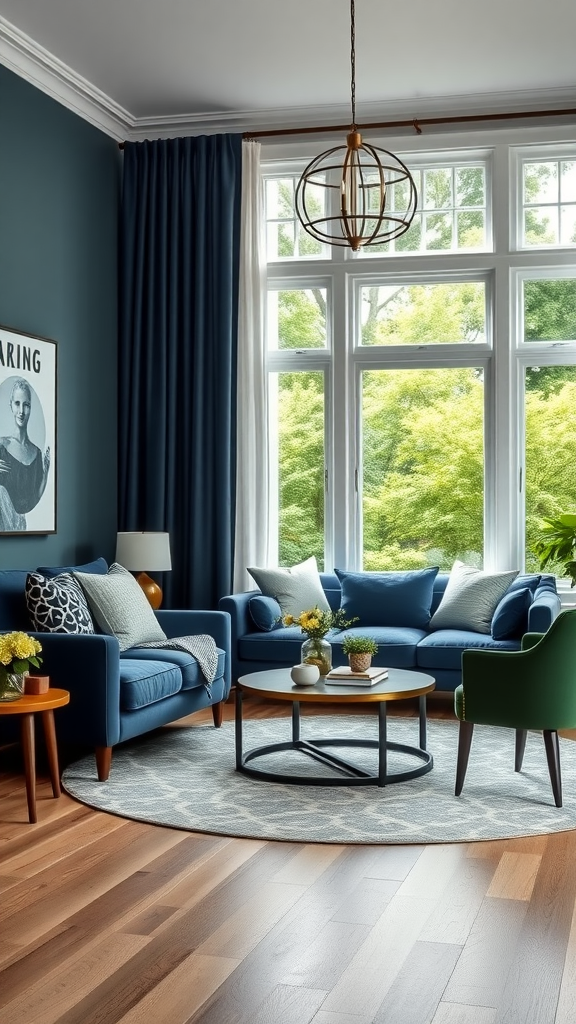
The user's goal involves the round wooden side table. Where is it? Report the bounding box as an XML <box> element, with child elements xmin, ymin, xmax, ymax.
<box><xmin>0</xmin><ymin>688</ymin><xmax>70</xmax><ymax>824</ymax></box>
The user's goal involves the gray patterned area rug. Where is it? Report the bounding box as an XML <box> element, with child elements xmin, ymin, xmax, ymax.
<box><xmin>61</xmin><ymin>717</ymin><xmax>576</xmax><ymax>844</ymax></box>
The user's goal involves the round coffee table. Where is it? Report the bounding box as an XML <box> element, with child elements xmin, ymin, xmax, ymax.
<box><xmin>235</xmin><ymin>667</ymin><xmax>435</xmax><ymax>787</ymax></box>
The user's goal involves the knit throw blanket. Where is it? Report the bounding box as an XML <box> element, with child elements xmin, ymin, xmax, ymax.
<box><xmin>136</xmin><ymin>635</ymin><xmax>219</xmax><ymax>696</ymax></box>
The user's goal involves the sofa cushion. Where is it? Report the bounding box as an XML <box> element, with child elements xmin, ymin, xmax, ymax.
<box><xmin>119</xmin><ymin>658</ymin><xmax>182</xmax><ymax>711</ymax></box>
<box><xmin>247</xmin><ymin>556</ymin><xmax>330</xmax><ymax>616</ymax></box>
<box><xmin>417</xmin><ymin>629</ymin><xmax>520</xmax><ymax>672</ymax></box>
<box><xmin>334</xmin><ymin>568</ymin><xmax>439</xmax><ymax>629</ymax></box>
<box><xmin>332</xmin><ymin>626</ymin><xmax>425</xmax><ymax>668</ymax></box>
<box><xmin>238</xmin><ymin>624</ymin><xmax>423</xmax><ymax>670</ymax></box>
<box><xmin>428</xmin><ymin>561</ymin><xmax>519</xmax><ymax>634</ymax></box>
<box><xmin>491</xmin><ymin>587</ymin><xmax>532</xmax><ymax>640</ymax></box>
<box><xmin>74</xmin><ymin>562</ymin><xmax>167</xmax><ymax>652</ymax></box>
<box><xmin>238</xmin><ymin>626</ymin><xmax>309</xmax><ymax>666</ymax></box>
<box><xmin>25</xmin><ymin>572</ymin><xmax>95</xmax><ymax>634</ymax></box>
<box><xmin>124</xmin><ymin>646</ymin><xmax>226</xmax><ymax>690</ymax></box>
<box><xmin>249</xmin><ymin>595</ymin><xmax>282</xmax><ymax>632</ymax></box>
<box><xmin>36</xmin><ymin>557</ymin><xmax>108</xmax><ymax>579</ymax></box>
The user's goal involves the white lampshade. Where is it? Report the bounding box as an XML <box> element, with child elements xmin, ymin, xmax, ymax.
<box><xmin>115</xmin><ymin>532</ymin><xmax>172</xmax><ymax>572</ymax></box>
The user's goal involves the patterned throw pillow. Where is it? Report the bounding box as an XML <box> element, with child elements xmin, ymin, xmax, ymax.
<box><xmin>429</xmin><ymin>561</ymin><xmax>519</xmax><ymax>634</ymax></box>
<box><xmin>73</xmin><ymin>562</ymin><xmax>166</xmax><ymax>652</ymax></box>
<box><xmin>26</xmin><ymin>572</ymin><xmax>95</xmax><ymax>634</ymax></box>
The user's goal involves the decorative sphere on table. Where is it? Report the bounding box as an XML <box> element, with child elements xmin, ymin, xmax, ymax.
<box><xmin>290</xmin><ymin>663</ymin><xmax>320</xmax><ymax>686</ymax></box>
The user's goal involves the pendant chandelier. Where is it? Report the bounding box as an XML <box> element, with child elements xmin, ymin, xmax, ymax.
<box><xmin>295</xmin><ymin>0</ymin><xmax>417</xmax><ymax>252</ymax></box>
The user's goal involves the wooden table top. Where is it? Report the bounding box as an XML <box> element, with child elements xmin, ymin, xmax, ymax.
<box><xmin>0</xmin><ymin>688</ymin><xmax>70</xmax><ymax>715</ymax></box>
<box><xmin>237</xmin><ymin>667</ymin><xmax>435</xmax><ymax>704</ymax></box>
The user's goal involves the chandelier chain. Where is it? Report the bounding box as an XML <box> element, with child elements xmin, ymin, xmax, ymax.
<box><xmin>350</xmin><ymin>0</ymin><xmax>356</xmax><ymax>128</ymax></box>
<box><xmin>294</xmin><ymin>0</ymin><xmax>418</xmax><ymax>250</ymax></box>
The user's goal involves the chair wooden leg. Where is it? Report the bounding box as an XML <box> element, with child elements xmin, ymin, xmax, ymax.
<box><xmin>455</xmin><ymin>720</ymin><xmax>474</xmax><ymax>797</ymax></box>
<box><xmin>543</xmin><ymin>730</ymin><xmax>562</xmax><ymax>808</ymax></box>
<box><xmin>515</xmin><ymin>729</ymin><xmax>528</xmax><ymax>772</ymax></box>
<box><xmin>95</xmin><ymin>746</ymin><xmax>112</xmax><ymax>782</ymax></box>
<box><xmin>211</xmin><ymin>701</ymin><xmax>223</xmax><ymax>728</ymax></box>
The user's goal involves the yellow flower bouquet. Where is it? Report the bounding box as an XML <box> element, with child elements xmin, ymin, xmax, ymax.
<box><xmin>0</xmin><ymin>631</ymin><xmax>43</xmax><ymax>701</ymax></box>
<box><xmin>282</xmin><ymin>606</ymin><xmax>358</xmax><ymax>675</ymax></box>
<box><xmin>282</xmin><ymin>607</ymin><xmax>357</xmax><ymax>639</ymax></box>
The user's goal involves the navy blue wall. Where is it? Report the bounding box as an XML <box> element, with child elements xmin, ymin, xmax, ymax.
<box><xmin>0</xmin><ymin>65</ymin><xmax>120</xmax><ymax>569</ymax></box>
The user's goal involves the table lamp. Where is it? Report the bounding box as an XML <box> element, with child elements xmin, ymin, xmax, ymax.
<box><xmin>115</xmin><ymin>532</ymin><xmax>172</xmax><ymax>609</ymax></box>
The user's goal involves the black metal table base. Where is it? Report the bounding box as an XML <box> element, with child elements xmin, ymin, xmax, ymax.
<box><xmin>235</xmin><ymin>689</ymin><xmax>433</xmax><ymax>787</ymax></box>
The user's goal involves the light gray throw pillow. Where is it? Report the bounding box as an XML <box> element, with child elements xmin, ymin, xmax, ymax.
<box><xmin>247</xmin><ymin>556</ymin><xmax>330</xmax><ymax>617</ymax></box>
<box><xmin>429</xmin><ymin>560</ymin><xmax>519</xmax><ymax>634</ymax></box>
<box><xmin>73</xmin><ymin>562</ymin><xmax>167</xmax><ymax>651</ymax></box>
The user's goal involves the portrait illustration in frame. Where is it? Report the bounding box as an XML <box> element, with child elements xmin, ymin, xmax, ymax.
<box><xmin>0</xmin><ymin>324</ymin><xmax>56</xmax><ymax>535</ymax></box>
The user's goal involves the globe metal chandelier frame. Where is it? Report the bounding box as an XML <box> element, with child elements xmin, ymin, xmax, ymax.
<box><xmin>294</xmin><ymin>0</ymin><xmax>418</xmax><ymax>252</ymax></box>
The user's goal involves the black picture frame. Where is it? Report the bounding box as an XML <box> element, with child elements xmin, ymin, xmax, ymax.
<box><xmin>0</xmin><ymin>324</ymin><xmax>57</xmax><ymax>535</ymax></box>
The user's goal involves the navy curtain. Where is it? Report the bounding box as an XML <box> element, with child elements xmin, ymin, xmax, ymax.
<box><xmin>118</xmin><ymin>135</ymin><xmax>242</xmax><ymax>608</ymax></box>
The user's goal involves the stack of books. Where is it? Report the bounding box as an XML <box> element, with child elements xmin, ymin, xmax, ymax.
<box><xmin>325</xmin><ymin>666</ymin><xmax>389</xmax><ymax>687</ymax></box>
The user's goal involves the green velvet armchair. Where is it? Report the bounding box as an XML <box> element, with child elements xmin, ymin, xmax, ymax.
<box><xmin>454</xmin><ymin>609</ymin><xmax>576</xmax><ymax>807</ymax></box>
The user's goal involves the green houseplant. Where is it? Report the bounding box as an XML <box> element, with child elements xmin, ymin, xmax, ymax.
<box><xmin>532</xmin><ymin>513</ymin><xmax>576</xmax><ymax>587</ymax></box>
<box><xmin>341</xmin><ymin>635</ymin><xmax>379</xmax><ymax>672</ymax></box>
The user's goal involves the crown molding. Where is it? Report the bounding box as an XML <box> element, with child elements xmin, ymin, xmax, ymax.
<box><xmin>0</xmin><ymin>15</ymin><xmax>131</xmax><ymax>140</ymax></box>
<box><xmin>128</xmin><ymin>88</ymin><xmax>576</xmax><ymax>143</ymax></box>
<box><xmin>0</xmin><ymin>14</ymin><xmax>574</xmax><ymax>144</ymax></box>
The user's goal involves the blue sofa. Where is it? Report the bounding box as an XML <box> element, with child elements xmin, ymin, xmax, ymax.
<box><xmin>219</xmin><ymin>570</ymin><xmax>560</xmax><ymax>691</ymax></box>
<box><xmin>0</xmin><ymin>560</ymin><xmax>231</xmax><ymax>780</ymax></box>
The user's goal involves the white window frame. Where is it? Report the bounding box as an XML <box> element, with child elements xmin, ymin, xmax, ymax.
<box><xmin>263</xmin><ymin>129</ymin><xmax>576</xmax><ymax>574</ymax></box>
<box><xmin>512</xmin><ymin>143</ymin><xmax>576</xmax><ymax>252</ymax></box>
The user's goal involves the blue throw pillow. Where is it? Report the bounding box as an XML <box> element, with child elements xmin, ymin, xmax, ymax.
<box><xmin>36</xmin><ymin>557</ymin><xmax>108</xmax><ymax>579</ymax></box>
<box><xmin>249</xmin><ymin>595</ymin><xmax>282</xmax><ymax>632</ymax></box>
<box><xmin>334</xmin><ymin>567</ymin><xmax>439</xmax><ymax>629</ymax></box>
<box><xmin>505</xmin><ymin>574</ymin><xmax>541</xmax><ymax>596</ymax></box>
<box><xmin>491</xmin><ymin>587</ymin><xmax>532</xmax><ymax>640</ymax></box>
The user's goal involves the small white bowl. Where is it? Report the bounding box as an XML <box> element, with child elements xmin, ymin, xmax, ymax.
<box><xmin>290</xmin><ymin>663</ymin><xmax>320</xmax><ymax>686</ymax></box>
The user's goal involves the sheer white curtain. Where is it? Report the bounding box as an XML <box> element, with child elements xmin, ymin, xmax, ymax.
<box><xmin>233</xmin><ymin>140</ymin><xmax>269</xmax><ymax>592</ymax></box>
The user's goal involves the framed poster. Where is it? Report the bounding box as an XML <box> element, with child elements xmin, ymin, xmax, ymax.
<box><xmin>0</xmin><ymin>325</ymin><xmax>56</xmax><ymax>535</ymax></box>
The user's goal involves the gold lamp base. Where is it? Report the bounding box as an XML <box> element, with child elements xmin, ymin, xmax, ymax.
<box><xmin>136</xmin><ymin>572</ymin><xmax>163</xmax><ymax>610</ymax></box>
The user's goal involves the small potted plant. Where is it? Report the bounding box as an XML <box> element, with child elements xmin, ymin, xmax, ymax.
<box><xmin>341</xmin><ymin>635</ymin><xmax>378</xmax><ymax>673</ymax></box>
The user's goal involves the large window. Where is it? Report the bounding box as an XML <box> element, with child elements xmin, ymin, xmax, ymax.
<box><xmin>362</xmin><ymin>368</ymin><xmax>484</xmax><ymax>570</ymax></box>
<box><xmin>358</xmin><ymin>159</ymin><xmax>489</xmax><ymax>256</ymax></box>
<box><xmin>359</xmin><ymin>281</ymin><xmax>487</xmax><ymax>346</ymax></box>
<box><xmin>264</xmin><ymin>138</ymin><xmax>576</xmax><ymax>574</ymax></box>
<box><xmin>270</xmin><ymin>371</ymin><xmax>325</xmax><ymax>568</ymax></box>
<box><xmin>521</xmin><ymin>158</ymin><xmax>576</xmax><ymax>248</ymax></box>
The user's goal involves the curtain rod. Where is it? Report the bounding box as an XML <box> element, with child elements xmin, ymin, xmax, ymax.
<box><xmin>242</xmin><ymin>107</ymin><xmax>576</xmax><ymax>140</ymax></box>
<box><xmin>117</xmin><ymin>106</ymin><xmax>576</xmax><ymax>148</ymax></box>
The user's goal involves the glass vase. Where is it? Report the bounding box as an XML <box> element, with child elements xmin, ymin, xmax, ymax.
<box><xmin>301</xmin><ymin>637</ymin><xmax>332</xmax><ymax>676</ymax></box>
<box><xmin>0</xmin><ymin>671</ymin><xmax>25</xmax><ymax>702</ymax></box>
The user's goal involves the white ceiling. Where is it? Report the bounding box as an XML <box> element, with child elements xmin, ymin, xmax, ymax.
<box><xmin>0</xmin><ymin>0</ymin><xmax>574</xmax><ymax>141</ymax></box>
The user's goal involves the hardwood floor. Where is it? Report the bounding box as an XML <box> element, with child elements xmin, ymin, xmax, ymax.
<box><xmin>1</xmin><ymin>695</ymin><xmax>576</xmax><ymax>1024</ymax></box>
